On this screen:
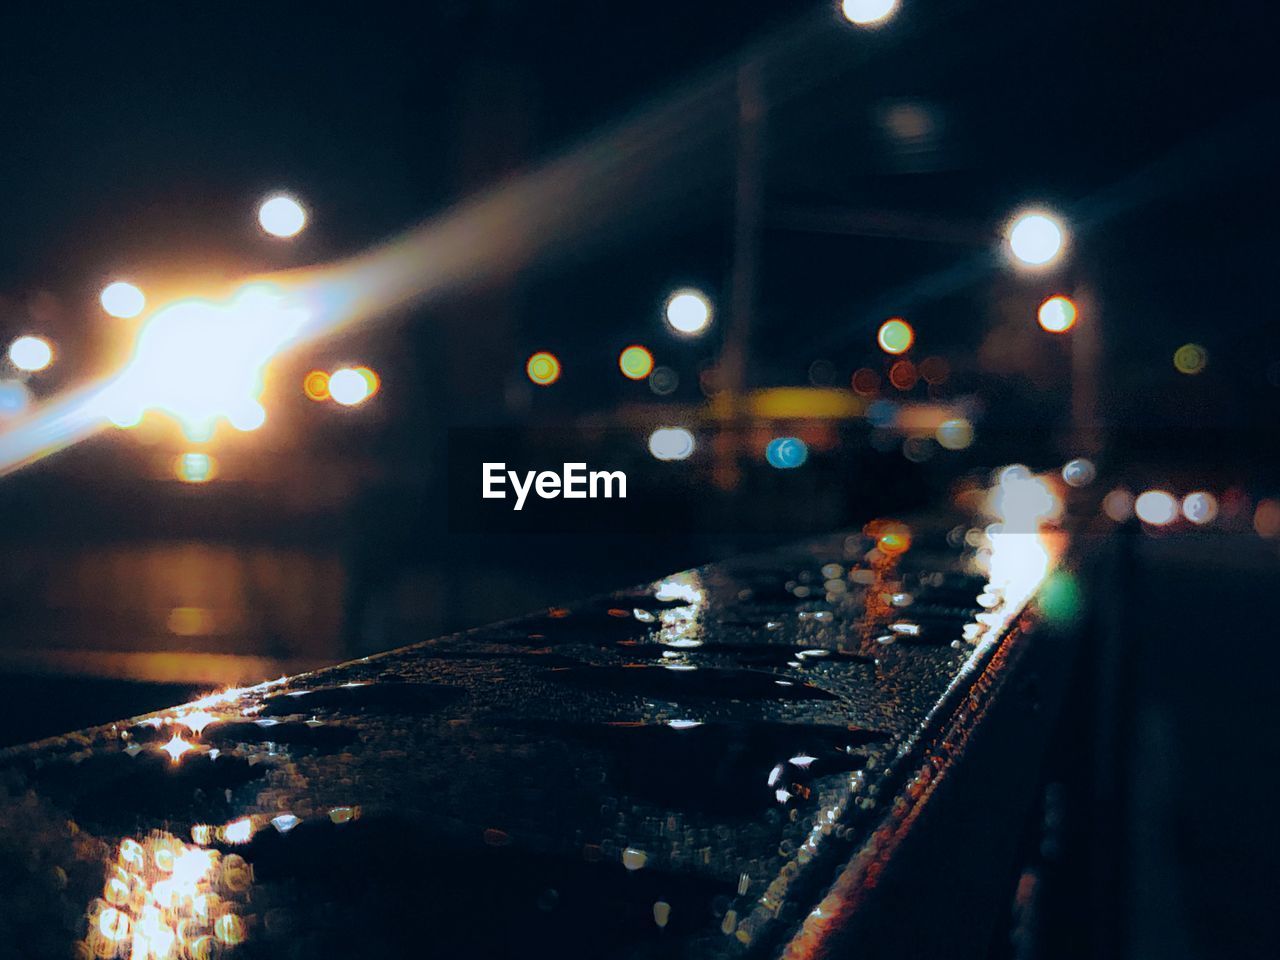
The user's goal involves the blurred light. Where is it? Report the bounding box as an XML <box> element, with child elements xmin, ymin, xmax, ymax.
<box><xmin>765</xmin><ymin>436</ymin><xmax>808</xmax><ymax>469</ymax></box>
<box><xmin>919</xmin><ymin>356</ymin><xmax>949</xmax><ymax>384</ymax></box>
<box><xmin>664</xmin><ymin>289</ymin><xmax>712</xmax><ymax>336</ymax></box>
<box><xmin>258</xmin><ymin>193</ymin><xmax>307</xmax><ymax>238</ymax></box>
<box><xmin>1181</xmin><ymin>491</ymin><xmax>1218</xmax><ymax>525</ymax></box>
<box><xmin>1102</xmin><ymin>487</ymin><xmax>1134</xmax><ymax>522</ymax></box>
<box><xmin>1061</xmin><ymin>457</ymin><xmax>1096</xmax><ymax>487</ymax></box>
<box><xmin>807</xmin><ymin>359</ymin><xmax>837</xmax><ymax>386</ymax></box>
<box><xmin>1173</xmin><ymin>343</ymin><xmax>1207</xmax><ymax>375</ymax></box>
<box><xmin>902</xmin><ymin>436</ymin><xmax>934</xmax><ymax>462</ymax></box>
<box><xmin>1038</xmin><ymin>295</ymin><xmax>1077</xmax><ymax>333</ymax></box>
<box><xmin>851</xmin><ymin>367</ymin><xmax>880</xmax><ymax>395</ymax></box>
<box><xmin>303</xmin><ymin>370</ymin><xmax>331</xmax><ymax>401</ymax></box>
<box><xmin>329</xmin><ymin>367</ymin><xmax>372</xmax><ymax>405</ymax></box>
<box><xmin>8</xmin><ymin>335</ymin><xmax>53</xmax><ymax>372</ymax></box>
<box><xmin>877</xmin><ymin>318</ymin><xmax>914</xmax><ymax>355</ymax></box>
<box><xmin>161</xmin><ymin>734</ymin><xmax>194</xmax><ymax>763</ymax></box>
<box><xmin>1134</xmin><ymin>489</ymin><xmax>1178</xmax><ymax>526</ymax></box>
<box><xmin>935</xmin><ymin>417</ymin><xmax>974</xmax><ymax>450</ymax></box>
<box><xmin>1037</xmin><ymin>569</ymin><xmax>1083</xmax><ymax>626</ymax></box>
<box><xmin>526</xmin><ymin>351</ymin><xmax>561</xmax><ymax>386</ymax></box>
<box><xmin>0</xmin><ymin>380</ymin><xmax>30</xmax><ymax>418</ymax></box>
<box><xmin>648</xmin><ymin>426</ymin><xmax>695</xmax><ymax>461</ymax></box>
<box><xmin>888</xmin><ymin>358</ymin><xmax>917</xmax><ymax>390</ymax></box>
<box><xmin>619</xmin><ymin>344</ymin><xmax>655</xmax><ymax>380</ymax></box>
<box><xmin>100</xmin><ymin>281</ymin><xmax>146</xmax><ymax>319</ymax></box>
<box><xmin>648</xmin><ymin>365</ymin><xmax>679</xmax><ymax>395</ymax></box>
<box><xmin>1007</xmin><ymin>210</ymin><xmax>1066</xmax><ymax>267</ymax></box>
<box><xmin>987</xmin><ymin>467</ymin><xmax>1062</xmax><ymax>530</ymax></box>
<box><xmin>175</xmin><ymin>452</ymin><xmax>216</xmax><ymax>484</ymax></box>
<box><xmin>1254</xmin><ymin>498</ymin><xmax>1280</xmax><ymax>538</ymax></box>
<box><xmin>227</xmin><ymin>401</ymin><xmax>266</xmax><ymax>432</ymax></box>
<box><xmin>841</xmin><ymin>0</ymin><xmax>899</xmax><ymax>26</ymax></box>
<box><xmin>354</xmin><ymin>365</ymin><xmax>381</xmax><ymax>399</ymax></box>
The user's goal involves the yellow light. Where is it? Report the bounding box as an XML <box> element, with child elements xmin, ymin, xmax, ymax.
<box><xmin>841</xmin><ymin>0</ymin><xmax>899</xmax><ymax>25</ymax></box>
<box><xmin>1038</xmin><ymin>295</ymin><xmax>1077</xmax><ymax>333</ymax></box>
<box><xmin>8</xmin><ymin>335</ymin><xmax>54</xmax><ymax>372</ymax></box>
<box><xmin>258</xmin><ymin>193</ymin><xmax>307</xmax><ymax>238</ymax></box>
<box><xmin>1173</xmin><ymin>343</ymin><xmax>1207</xmax><ymax>375</ymax></box>
<box><xmin>877</xmin><ymin>318</ymin><xmax>914</xmax><ymax>355</ymax></box>
<box><xmin>619</xmin><ymin>345</ymin><xmax>655</xmax><ymax>380</ymax></box>
<box><xmin>526</xmin><ymin>350</ymin><xmax>562</xmax><ymax>386</ymax></box>
<box><xmin>100</xmin><ymin>281</ymin><xmax>147</xmax><ymax>319</ymax></box>
<box><xmin>175</xmin><ymin>452</ymin><xmax>216</xmax><ymax>484</ymax></box>
<box><xmin>1134</xmin><ymin>489</ymin><xmax>1178</xmax><ymax>526</ymax></box>
<box><xmin>664</xmin><ymin>289</ymin><xmax>712</xmax><ymax>336</ymax></box>
<box><xmin>354</xmin><ymin>365</ymin><xmax>381</xmax><ymax>398</ymax></box>
<box><xmin>1007</xmin><ymin>210</ymin><xmax>1066</xmax><ymax>268</ymax></box>
<box><xmin>303</xmin><ymin>369</ymin><xmax>331</xmax><ymax>401</ymax></box>
<box><xmin>329</xmin><ymin>367</ymin><xmax>372</xmax><ymax>405</ymax></box>
<box><xmin>935</xmin><ymin>417</ymin><xmax>974</xmax><ymax>450</ymax></box>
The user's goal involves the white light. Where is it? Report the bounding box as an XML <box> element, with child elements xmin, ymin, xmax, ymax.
<box><xmin>1007</xmin><ymin>210</ymin><xmax>1066</xmax><ymax>268</ymax></box>
<box><xmin>648</xmin><ymin>426</ymin><xmax>696</xmax><ymax>461</ymax></box>
<box><xmin>100</xmin><ymin>281</ymin><xmax>146</xmax><ymax>319</ymax></box>
<box><xmin>1134</xmin><ymin>490</ymin><xmax>1178</xmax><ymax>526</ymax></box>
<box><xmin>8</xmin><ymin>335</ymin><xmax>54</xmax><ymax>372</ymax></box>
<box><xmin>841</xmin><ymin>0</ymin><xmax>899</xmax><ymax>25</ymax></box>
<box><xmin>1182</xmin><ymin>491</ymin><xmax>1218</xmax><ymax>525</ymax></box>
<box><xmin>329</xmin><ymin>367</ymin><xmax>371</xmax><ymax>406</ymax></box>
<box><xmin>258</xmin><ymin>194</ymin><xmax>307</xmax><ymax>238</ymax></box>
<box><xmin>1061</xmin><ymin>457</ymin><xmax>1096</xmax><ymax>487</ymax></box>
<box><xmin>664</xmin><ymin>289</ymin><xmax>712</xmax><ymax>336</ymax></box>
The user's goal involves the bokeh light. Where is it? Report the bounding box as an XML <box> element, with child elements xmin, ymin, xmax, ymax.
<box><xmin>919</xmin><ymin>356</ymin><xmax>949</xmax><ymax>385</ymax></box>
<box><xmin>648</xmin><ymin>427</ymin><xmax>696</xmax><ymax>461</ymax></box>
<box><xmin>888</xmin><ymin>358</ymin><xmax>918</xmax><ymax>390</ymax></box>
<box><xmin>1038</xmin><ymin>295</ymin><xmax>1077</xmax><ymax>333</ymax></box>
<box><xmin>877</xmin><ymin>318</ymin><xmax>914</xmax><ymax>355</ymax></box>
<box><xmin>354</xmin><ymin>365</ymin><xmax>381</xmax><ymax>399</ymax></box>
<box><xmin>1181</xmin><ymin>491</ymin><xmax>1218</xmax><ymax>525</ymax></box>
<box><xmin>765</xmin><ymin>436</ymin><xmax>808</xmax><ymax>469</ymax></box>
<box><xmin>1173</xmin><ymin>343</ymin><xmax>1207</xmax><ymax>375</ymax></box>
<box><xmin>1134</xmin><ymin>489</ymin><xmax>1178</xmax><ymax>526</ymax></box>
<box><xmin>648</xmin><ymin>365</ymin><xmax>679</xmax><ymax>395</ymax></box>
<box><xmin>8</xmin><ymin>335</ymin><xmax>53</xmax><ymax>372</ymax></box>
<box><xmin>935</xmin><ymin>417</ymin><xmax>974</xmax><ymax>450</ymax></box>
<box><xmin>100</xmin><ymin>281</ymin><xmax>146</xmax><ymax>319</ymax></box>
<box><xmin>851</xmin><ymin>367</ymin><xmax>880</xmax><ymax>395</ymax></box>
<box><xmin>619</xmin><ymin>345</ymin><xmax>655</xmax><ymax>380</ymax></box>
<box><xmin>329</xmin><ymin>367</ymin><xmax>373</xmax><ymax>405</ymax></box>
<box><xmin>303</xmin><ymin>370</ymin><xmax>331</xmax><ymax>401</ymax></box>
<box><xmin>1102</xmin><ymin>487</ymin><xmax>1134</xmax><ymax>522</ymax></box>
<box><xmin>1061</xmin><ymin>457</ymin><xmax>1096</xmax><ymax>487</ymax></box>
<box><xmin>1254</xmin><ymin>499</ymin><xmax>1280</xmax><ymax>538</ymax></box>
<box><xmin>841</xmin><ymin>0</ymin><xmax>899</xmax><ymax>26</ymax></box>
<box><xmin>526</xmin><ymin>351</ymin><xmax>562</xmax><ymax>386</ymax></box>
<box><xmin>1007</xmin><ymin>210</ymin><xmax>1066</xmax><ymax>267</ymax></box>
<box><xmin>175</xmin><ymin>452</ymin><xmax>216</xmax><ymax>484</ymax></box>
<box><xmin>258</xmin><ymin>193</ymin><xmax>307</xmax><ymax>238</ymax></box>
<box><xmin>664</xmin><ymin>289</ymin><xmax>712</xmax><ymax>336</ymax></box>
<box><xmin>0</xmin><ymin>380</ymin><xmax>30</xmax><ymax>418</ymax></box>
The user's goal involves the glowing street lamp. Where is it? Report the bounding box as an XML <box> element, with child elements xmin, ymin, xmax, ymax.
<box><xmin>100</xmin><ymin>281</ymin><xmax>146</xmax><ymax>319</ymax></box>
<box><xmin>258</xmin><ymin>194</ymin><xmax>307</xmax><ymax>238</ymax></box>
<box><xmin>1006</xmin><ymin>209</ymin><xmax>1066</xmax><ymax>268</ymax></box>
<box><xmin>841</xmin><ymin>0</ymin><xmax>900</xmax><ymax>26</ymax></box>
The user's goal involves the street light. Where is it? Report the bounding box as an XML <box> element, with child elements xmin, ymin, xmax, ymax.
<box><xmin>841</xmin><ymin>0</ymin><xmax>900</xmax><ymax>26</ymax></box>
<box><xmin>1006</xmin><ymin>210</ymin><xmax>1066</xmax><ymax>268</ymax></box>
<box><xmin>100</xmin><ymin>281</ymin><xmax>146</xmax><ymax>319</ymax></box>
<box><xmin>258</xmin><ymin>194</ymin><xmax>307</xmax><ymax>238</ymax></box>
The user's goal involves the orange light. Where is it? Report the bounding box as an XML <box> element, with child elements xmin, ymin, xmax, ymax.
<box><xmin>174</xmin><ymin>452</ymin><xmax>216</xmax><ymax>484</ymax></box>
<box><xmin>877</xmin><ymin>318</ymin><xmax>914</xmax><ymax>355</ymax></box>
<box><xmin>619</xmin><ymin>345</ymin><xmax>655</xmax><ymax>380</ymax></box>
<box><xmin>354</xmin><ymin>366</ymin><xmax>381</xmax><ymax>398</ymax></box>
<box><xmin>888</xmin><ymin>359</ymin><xmax>918</xmax><ymax>391</ymax></box>
<box><xmin>1037</xmin><ymin>296</ymin><xmax>1077</xmax><ymax>333</ymax></box>
<box><xmin>303</xmin><ymin>370</ymin><xmax>331</xmax><ymax>401</ymax></box>
<box><xmin>526</xmin><ymin>351</ymin><xmax>561</xmax><ymax>386</ymax></box>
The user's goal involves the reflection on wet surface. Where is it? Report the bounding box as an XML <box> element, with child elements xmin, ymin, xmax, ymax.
<box><xmin>0</xmin><ymin>482</ymin><xmax>1064</xmax><ymax>960</ymax></box>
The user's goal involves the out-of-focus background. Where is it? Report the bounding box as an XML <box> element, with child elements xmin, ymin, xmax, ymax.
<box><xmin>0</xmin><ymin>4</ymin><xmax>1277</xmax><ymax>954</ymax></box>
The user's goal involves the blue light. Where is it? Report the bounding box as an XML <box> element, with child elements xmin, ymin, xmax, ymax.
<box><xmin>765</xmin><ymin>437</ymin><xmax>808</xmax><ymax>469</ymax></box>
<box><xmin>0</xmin><ymin>380</ymin><xmax>30</xmax><ymax>417</ymax></box>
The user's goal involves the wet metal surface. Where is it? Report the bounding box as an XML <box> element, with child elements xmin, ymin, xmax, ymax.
<box><xmin>0</xmin><ymin>510</ymin><xmax>1063</xmax><ymax>960</ymax></box>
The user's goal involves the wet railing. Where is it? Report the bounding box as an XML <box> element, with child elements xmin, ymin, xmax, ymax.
<box><xmin>0</xmin><ymin>478</ymin><xmax>1081</xmax><ymax>960</ymax></box>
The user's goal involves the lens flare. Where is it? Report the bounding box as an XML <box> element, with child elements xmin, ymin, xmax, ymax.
<box><xmin>877</xmin><ymin>318</ymin><xmax>913</xmax><ymax>355</ymax></box>
<box><xmin>258</xmin><ymin>193</ymin><xmax>307</xmax><ymax>238</ymax></box>
<box><xmin>664</xmin><ymin>289</ymin><xmax>712</xmax><ymax>336</ymax></box>
<box><xmin>9</xmin><ymin>335</ymin><xmax>54</xmax><ymax>372</ymax></box>
<box><xmin>1038</xmin><ymin>295</ymin><xmax>1077</xmax><ymax>333</ymax></box>
<box><xmin>101</xmin><ymin>281</ymin><xmax>147</xmax><ymax>319</ymax></box>
<box><xmin>303</xmin><ymin>370</ymin><xmax>331</xmax><ymax>401</ymax></box>
<box><xmin>526</xmin><ymin>351</ymin><xmax>561</xmax><ymax>386</ymax></box>
<box><xmin>619</xmin><ymin>345</ymin><xmax>655</xmax><ymax>380</ymax></box>
<box><xmin>329</xmin><ymin>367</ymin><xmax>372</xmax><ymax>406</ymax></box>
